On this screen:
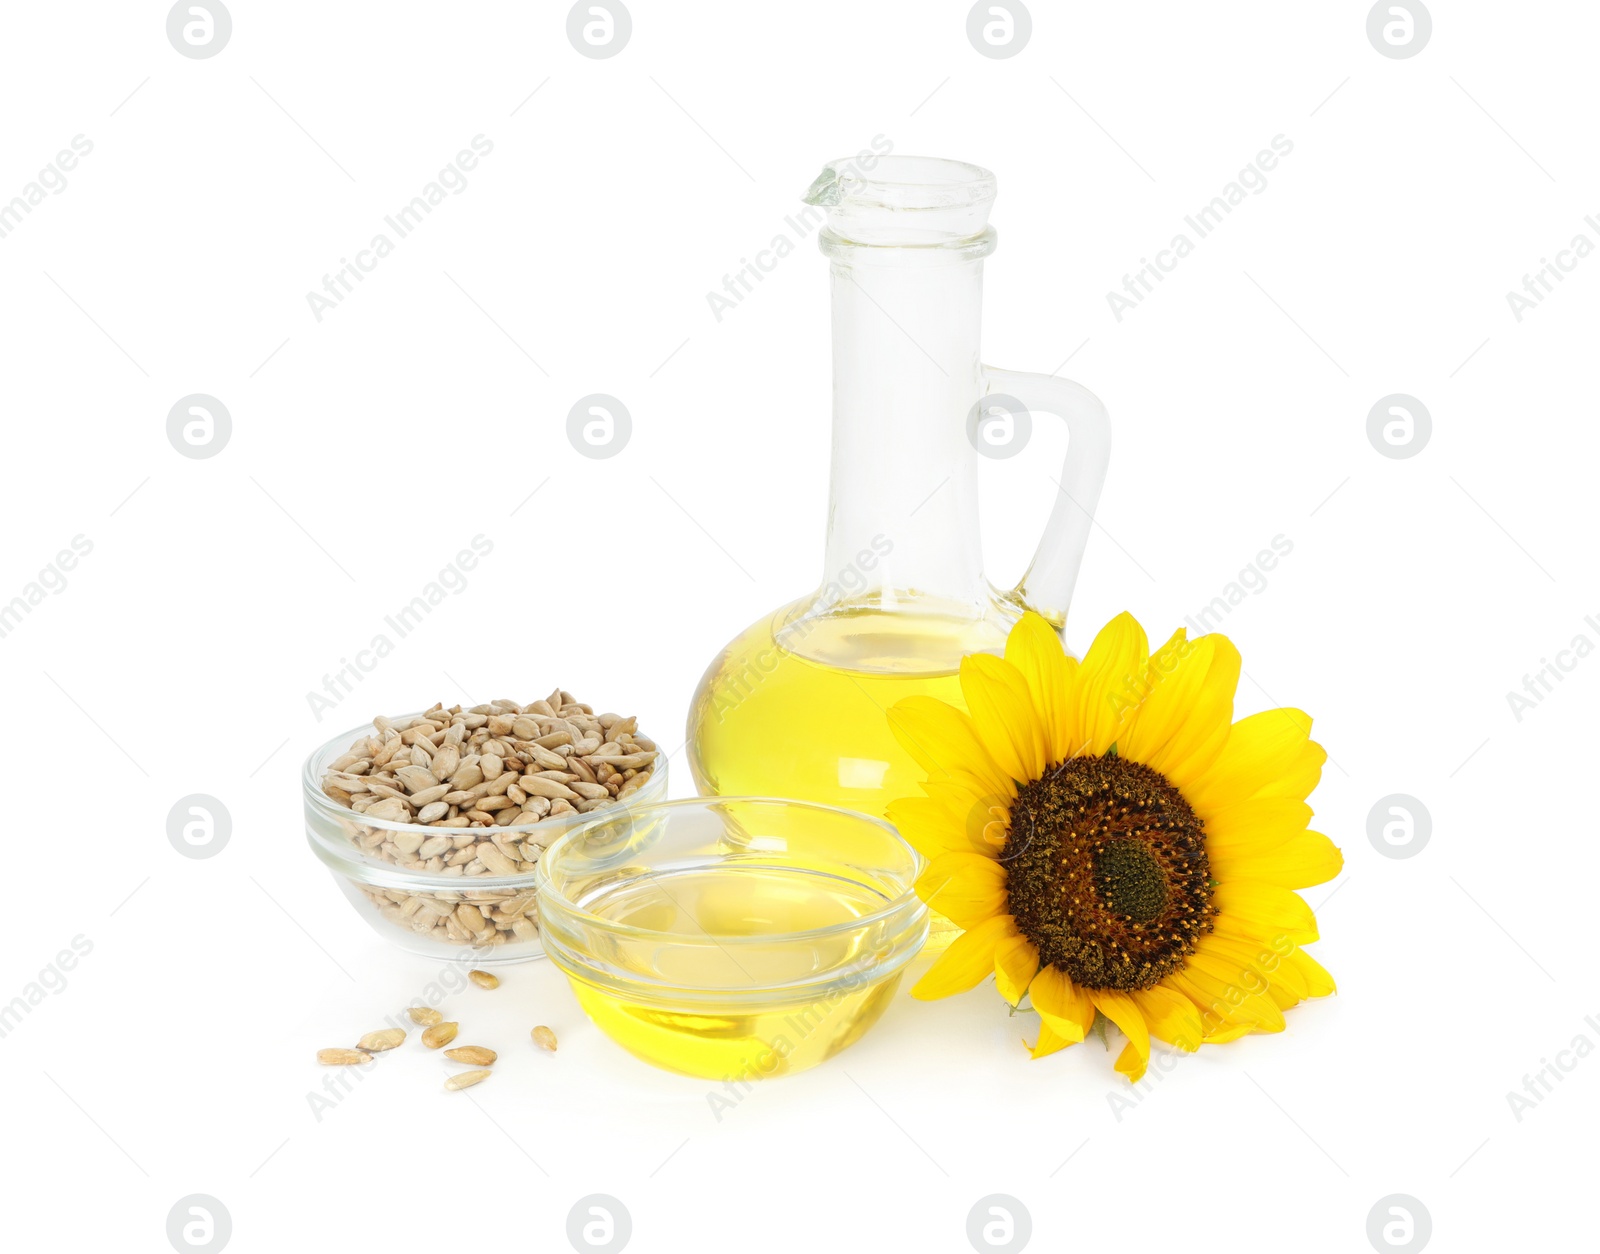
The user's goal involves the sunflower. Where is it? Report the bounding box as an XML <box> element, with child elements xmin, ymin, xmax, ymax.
<box><xmin>886</xmin><ymin>611</ymin><xmax>1339</xmax><ymax>1081</ymax></box>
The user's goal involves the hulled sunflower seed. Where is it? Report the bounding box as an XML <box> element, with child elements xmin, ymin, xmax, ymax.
<box><xmin>318</xmin><ymin>1047</ymin><xmax>372</xmax><ymax>1065</ymax></box>
<box><xmin>476</xmin><ymin>845</ymin><xmax>518</xmax><ymax>876</ymax></box>
<box><xmin>518</xmin><ymin>776</ymin><xmax>579</xmax><ymax>801</ymax></box>
<box><xmin>421</xmin><ymin>1022</ymin><xmax>459</xmax><ymax>1049</ymax></box>
<box><xmin>444</xmin><ymin>1046</ymin><xmax>497</xmax><ymax>1065</ymax></box>
<box><xmin>430</xmin><ymin>745</ymin><xmax>461</xmax><ymax>781</ymax></box>
<box><xmin>358</xmin><ymin>1028</ymin><xmax>406</xmax><ymax>1051</ymax></box>
<box><xmin>407</xmin><ymin>1006</ymin><xmax>444</xmax><ymax>1027</ymax></box>
<box><xmin>444</xmin><ymin>1069</ymin><xmax>492</xmax><ymax>1091</ymax></box>
<box><xmin>468</xmin><ymin>969</ymin><xmax>499</xmax><ymax>990</ymax></box>
<box><xmin>531</xmin><ymin>1025</ymin><xmax>557</xmax><ymax>1052</ymax></box>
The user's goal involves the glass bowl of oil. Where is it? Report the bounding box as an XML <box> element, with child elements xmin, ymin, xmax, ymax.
<box><xmin>535</xmin><ymin>797</ymin><xmax>929</xmax><ymax>1079</ymax></box>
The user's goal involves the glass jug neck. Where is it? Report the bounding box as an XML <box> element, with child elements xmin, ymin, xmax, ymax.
<box><xmin>818</xmin><ymin>242</ymin><xmax>993</xmax><ymax>620</ymax></box>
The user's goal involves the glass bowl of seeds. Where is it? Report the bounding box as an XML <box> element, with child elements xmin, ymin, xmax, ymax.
<box><xmin>303</xmin><ymin>692</ymin><xmax>668</xmax><ymax>964</ymax></box>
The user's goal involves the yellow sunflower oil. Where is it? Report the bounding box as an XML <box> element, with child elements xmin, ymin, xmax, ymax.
<box><xmin>686</xmin><ymin>601</ymin><xmax>1008</xmax><ymax>819</ymax></box>
<box><xmin>562</xmin><ymin>862</ymin><xmax>904</xmax><ymax>1079</ymax></box>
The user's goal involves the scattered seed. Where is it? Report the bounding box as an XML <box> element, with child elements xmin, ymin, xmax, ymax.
<box><xmin>445</xmin><ymin>1046</ymin><xmax>497</xmax><ymax>1066</ymax></box>
<box><xmin>407</xmin><ymin>1006</ymin><xmax>444</xmax><ymax>1027</ymax></box>
<box><xmin>444</xmin><ymin>1069</ymin><xmax>492</xmax><ymax>1092</ymax></box>
<box><xmin>357</xmin><ymin>1028</ymin><xmax>406</xmax><ymax>1052</ymax></box>
<box><xmin>531</xmin><ymin>1025</ymin><xmax>558</xmax><ymax>1052</ymax></box>
<box><xmin>469</xmin><ymin>969</ymin><xmax>499</xmax><ymax>990</ymax></box>
<box><xmin>317</xmin><ymin>1047</ymin><xmax>371</xmax><ymax>1066</ymax></box>
<box><xmin>421</xmin><ymin>1022</ymin><xmax>459</xmax><ymax>1049</ymax></box>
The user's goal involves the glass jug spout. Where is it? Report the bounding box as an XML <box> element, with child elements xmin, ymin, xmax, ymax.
<box><xmin>801</xmin><ymin>156</ymin><xmax>999</xmax><ymax>245</ymax></box>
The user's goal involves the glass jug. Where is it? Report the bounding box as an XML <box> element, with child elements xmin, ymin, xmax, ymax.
<box><xmin>687</xmin><ymin>156</ymin><xmax>1111</xmax><ymax>822</ymax></box>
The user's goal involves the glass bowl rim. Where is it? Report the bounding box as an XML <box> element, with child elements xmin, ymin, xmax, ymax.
<box><xmin>534</xmin><ymin>795</ymin><xmax>928</xmax><ymax>949</ymax></box>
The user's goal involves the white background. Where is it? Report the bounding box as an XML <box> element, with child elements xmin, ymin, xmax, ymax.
<box><xmin>1</xmin><ymin>2</ymin><xmax>1594</xmax><ymax>1251</ymax></box>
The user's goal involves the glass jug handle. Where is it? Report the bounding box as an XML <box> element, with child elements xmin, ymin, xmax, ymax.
<box><xmin>981</xmin><ymin>367</ymin><xmax>1112</xmax><ymax>630</ymax></box>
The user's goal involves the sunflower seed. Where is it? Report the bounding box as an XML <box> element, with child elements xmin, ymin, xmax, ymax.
<box><xmin>518</xmin><ymin>775</ymin><xmax>579</xmax><ymax>801</ymax></box>
<box><xmin>318</xmin><ymin>1047</ymin><xmax>372</xmax><ymax>1065</ymax></box>
<box><xmin>444</xmin><ymin>1045</ymin><xmax>498</xmax><ymax>1065</ymax></box>
<box><xmin>421</xmin><ymin>1022</ymin><xmax>459</xmax><ymax>1049</ymax></box>
<box><xmin>450</xmin><ymin>763</ymin><xmax>485</xmax><ymax>790</ymax></box>
<box><xmin>444</xmin><ymin>1069</ymin><xmax>492</xmax><ymax>1091</ymax></box>
<box><xmin>365</xmin><ymin>798</ymin><xmax>412</xmax><ymax>823</ymax></box>
<box><xmin>531</xmin><ymin>1025</ymin><xmax>557</xmax><ymax>1052</ymax></box>
<box><xmin>477</xmin><ymin>844</ymin><xmax>518</xmax><ymax>876</ymax></box>
<box><xmin>391</xmin><ymin>829</ymin><xmax>426</xmax><ymax>855</ymax></box>
<box><xmin>395</xmin><ymin>765</ymin><xmax>439</xmax><ymax>794</ymax></box>
<box><xmin>357</xmin><ymin>1028</ymin><xmax>406</xmax><ymax>1052</ymax></box>
<box><xmin>588</xmin><ymin>752</ymin><xmax>658</xmax><ymax>770</ymax></box>
<box><xmin>430</xmin><ymin>744</ymin><xmax>461</xmax><ymax>780</ymax></box>
<box><xmin>468</xmin><ymin>969</ymin><xmax>499</xmax><ymax>989</ymax></box>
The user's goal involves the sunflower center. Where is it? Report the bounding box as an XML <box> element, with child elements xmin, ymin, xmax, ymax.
<box><xmin>1002</xmin><ymin>754</ymin><xmax>1213</xmax><ymax>993</ymax></box>
<box><xmin>1094</xmin><ymin>838</ymin><xmax>1168</xmax><ymax>922</ymax></box>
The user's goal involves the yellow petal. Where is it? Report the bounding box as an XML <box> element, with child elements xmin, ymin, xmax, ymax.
<box><xmin>1073</xmin><ymin>612</ymin><xmax>1149</xmax><ymax>755</ymax></box>
<box><xmin>1089</xmin><ymin>989</ymin><xmax>1151</xmax><ymax>1082</ymax></box>
<box><xmin>1004</xmin><ymin>612</ymin><xmax>1080</xmax><ymax>761</ymax></box>
<box><xmin>1169</xmin><ymin>968</ymin><xmax>1281</xmax><ymax>1035</ymax></box>
<box><xmin>1212</xmin><ymin>913</ymin><xmax>1319</xmax><ymax>949</ymax></box>
<box><xmin>1203</xmin><ymin>797</ymin><xmax>1313</xmax><ymax>856</ymax></box>
<box><xmin>1211</xmin><ymin>879</ymin><xmax>1319</xmax><ymax>944</ymax></box>
<box><xmin>1120</xmin><ymin>633</ymin><xmax>1242</xmax><ymax>789</ymax></box>
<box><xmin>1181</xmin><ymin>955</ymin><xmax>1287</xmax><ymax>1034</ymax></box>
<box><xmin>1029</xmin><ymin>1021</ymin><xmax>1076</xmax><ymax>1059</ymax></box>
<box><xmin>1114</xmin><ymin>1040</ymin><xmax>1147</xmax><ymax>1080</ymax></box>
<box><xmin>914</xmin><ymin>852</ymin><xmax>1007</xmax><ymax>927</ymax></box>
<box><xmin>1283</xmin><ymin>946</ymin><xmax>1337</xmax><ymax>998</ymax></box>
<box><xmin>1030</xmin><ymin>964</ymin><xmax>1094</xmax><ymax>1042</ymax></box>
<box><xmin>922</xmin><ymin>779</ymin><xmax>1012</xmax><ymax>855</ymax></box>
<box><xmin>1185</xmin><ymin>708</ymin><xmax>1325</xmax><ymax>814</ymax></box>
<box><xmin>888</xmin><ymin>697</ymin><xmax>1014</xmax><ymax>800</ymax></box>
<box><xmin>960</xmin><ymin>653</ymin><xmax>1047</xmax><ymax>781</ymax></box>
<box><xmin>1211</xmin><ymin>830</ymin><xmax>1344</xmax><ymax>889</ymax></box>
<box><xmin>1131</xmin><ymin>985</ymin><xmax>1204</xmax><ymax>1051</ymax></box>
<box><xmin>1200</xmin><ymin>1020</ymin><xmax>1254</xmax><ymax>1045</ymax></box>
<box><xmin>1202</xmin><ymin>933</ymin><xmax>1308</xmax><ymax>1002</ymax></box>
<box><xmin>1127</xmin><ymin>626</ymin><xmax>1189</xmax><ymax>728</ymax></box>
<box><xmin>1110</xmin><ymin>625</ymin><xmax>1189</xmax><ymax>751</ymax></box>
<box><xmin>885</xmin><ymin>795</ymin><xmax>978</xmax><ymax>860</ymax></box>
<box><xmin>910</xmin><ymin>913</ymin><xmax>1016</xmax><ymax>999</ymax></box>
<box><xmin>994</xmin><ymin>933</ymin><xmax>1040</xmax><ymax>1006</ymax></box>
